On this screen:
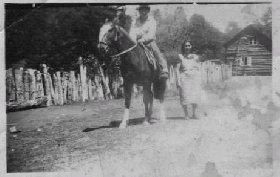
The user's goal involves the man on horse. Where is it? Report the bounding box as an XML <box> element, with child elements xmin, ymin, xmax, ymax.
<box><xmin>129</xmin><ymin>5</ymin><xmax>169</xmax><ymax>80</ymax></box>
<box><xmin>113</xmin><ymin>6</ymin><xmax>132</xmax><ymax>33</ymax></box>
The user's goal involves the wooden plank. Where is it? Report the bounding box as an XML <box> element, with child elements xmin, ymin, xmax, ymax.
<box><xmin>83</xmin><ymin>66</ymin><xmax>88</xmax><ymax>101</ymax></box>
<box><xmin>67</xmin><ymin>71</ymin><xmax>72</xmax><ymax>102</ymax></box>
<box><xmin>42</xmin><ymin>64</ymin><xmax>52</xmax><ymax>106</ymax></box>
<box><xmin>88</xmin><ymin>79</ymin><xmax>93</xmax><ymax>100</ymax></box>
<box><xmin>56</xmin><ymin>71</ymin><xmax>63</xmax><ymax>105</ymax></box>
<box><xmin>48</xmin><ymin>74</ymin><xmax>56</xmax><ymax>105</ymax></box>
<box><xmin>62</xmin><ymin>72</ymin><xmax>68</xmax><ymax>103</ymax></box>
<box><xmin>6</xmin><ymin>68</ymin><xmax>16</xmax><ymax>102</ymax></box>
<box><xmin>23</xmin><ymin>69</ymin><xmax>30</xmax><ymax>100</ymax></box>
<box><xmin>70</xmin><ymin>71</ymin><xmax>76</xmax><ymax>102</ymax></box>
<box><xmin>36</xmin><ymin>70</ymin><xmax>44</xmax><ymax>98</ymax></box>
<box><xmin>27</xmin><ymin>69</ymin><xmax>36</xmax><ymax>100</ymax></box>
<box><xmin>77</xmin><ymin>74</ymin><xmax>81</xmax><ymax>101</ymax></box>
<box><xmin>79</xmin><ymin>61</ymin><xmax>85</xmax><ymax>102</ymax></box>
<box><xmin>15</xmin><ymin>68</ymin><xmax>24</xmax><ymax>102</ymax></box>
<box><xmin>52</xmin><ymin>73</ymin><xmax>59</xmax><ymax>105</ymax></box>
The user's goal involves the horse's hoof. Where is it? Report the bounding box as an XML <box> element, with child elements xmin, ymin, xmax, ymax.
<box><xmin>160</xmin><ymin>118</ymin><xmax>167</xmax><ymax>123</ymax></box>
<box><xmin>119</xmin><ymin>122</ymin><xmax>127</xmax><ymax>129</ymax></box>
<box><xmin>142</xmin><ymin>121</ymin><xmax>151</xmax><ymax>126</ymax></box>
<box><xmin>149</xmin><ymin>119</ymin><xmax>157</xmax><ymax>124</ymax></box>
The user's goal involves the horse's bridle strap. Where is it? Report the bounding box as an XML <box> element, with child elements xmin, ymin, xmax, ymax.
<box><xmin>111</xmin><ymin>44</ymin><xmax>137</xmax><ymax>58</ymax></box>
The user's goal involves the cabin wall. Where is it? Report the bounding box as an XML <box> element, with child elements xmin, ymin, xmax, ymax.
<box><xmin>225</xmin><ymin>37</ymin><xmax>272</xmax><ymax>76</ymax></box>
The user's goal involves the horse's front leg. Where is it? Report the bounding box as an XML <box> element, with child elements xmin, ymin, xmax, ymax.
<box><xmin>119</xmin><ymin>82</ymin><xmax>133</xmax><ymax>129</ymax></box>
<box><xmin>159</xmin><ymin>99</ymin><xmax>166</xmax><ymax>122</ymax></box>
<box><xmin>143</xmin><ymin>83</ymin><xmax>153</xmax><ymax>125</ymax></box>
<box><xmin>159</xmin><ymin>79</ymin><xmax>167</xmax><ymax>122</ymax></box>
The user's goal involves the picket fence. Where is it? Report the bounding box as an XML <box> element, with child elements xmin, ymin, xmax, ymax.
<box><xmin>6</xmin><ymin>62</ymin><xmax>118</xmax><ymax>107</ymax></box>
<box><xmin>6</xmin><ymin>60</ymin><xmax>232</xmax><ymax>107</ymax></box>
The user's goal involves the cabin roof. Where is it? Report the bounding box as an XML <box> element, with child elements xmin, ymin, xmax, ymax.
<box><xmin>224</xmin><ymin>24</ymin><xmax>272</xmax><ymax>51</ymax></box>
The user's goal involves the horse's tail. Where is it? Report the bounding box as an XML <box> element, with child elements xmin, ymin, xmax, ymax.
<box><xmin>153</xmin><ymin>78</ymin><xmax>167</xmax><ymax>100</ymax></box>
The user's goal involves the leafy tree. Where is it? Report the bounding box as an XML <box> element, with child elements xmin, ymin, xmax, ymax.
<box><xmin>187</xmin><ymin>14</ymin><xmax>224</xmax><ymax>60</ymax></box>
<box><xmin>5</xmin><ymin>5</ymin><xmax>117</xmax><ymax>71</ymax></box>
<box><xmin>156</xmin><ymin>7</ymin><xmax>188</xmax><ymax>64</ymax></box>
<box><xmin>225</xmin><ymin>21</ymin><xmax>241</xmax><ymax>41</ymax></box>
<box><xmin>241</xmin><ymin>5</ymin><xmax>272</xmax><ymax>38</ymax></box>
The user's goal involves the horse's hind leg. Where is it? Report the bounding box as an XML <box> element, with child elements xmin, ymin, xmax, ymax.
<box><xmin>119</xmin><ymin>82</ymin><xmax>133</xmax><ymax>129</ymax></box>
<box><xmin>143</xmin><ymin>83</ymin><xmax>153</xmax><ymax>124</ymax></box>
<box><xmin>159</xmin><ymin>79</ymin><xmax>167</xmax><ymax>122</ymax></box>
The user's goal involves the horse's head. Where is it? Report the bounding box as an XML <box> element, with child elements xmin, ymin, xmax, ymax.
<box><xmin>98</xmin><ymin>21</ymin><xmax>120</xmax><ymax>55</ymax></box>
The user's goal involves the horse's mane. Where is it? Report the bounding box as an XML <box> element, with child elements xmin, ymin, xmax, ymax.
<box><xmin>117</xmin><ymin>25</ymin><xmax>136</xmax><ymax>45</ymax></box>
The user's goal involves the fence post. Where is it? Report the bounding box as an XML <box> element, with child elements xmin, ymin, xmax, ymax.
<box><xmin>42</xmin><ymin>64</ymin><xmax>52</xmax><ymax>106</ymax></box>
<box><xmin>6</xmin><ymin>68</ymin><xmax>16</xmax><ymax>102</ymax></box>
<box><xmin>79</xmin><ymin>57</ymin><xmax>86</xmax><ymax>102</ymax></box>
<box><xmin>27</xmin><ymin>69</ymin><xmax>36</xmax><ymax>100</ymax></box>
<box><xmin>36</xmin><ymin>70</ymin><xmax>44</xmax><ymax>98</ymax></box>
<box><xmin>53</xmin><ymin>73</ymin><xmax>58</xmax><ymax>105</ymax></box>
<box><xmin>62</xmin><ymin>72</ymin><xmax>68</xmax><ymax>104</ymax></box>
<box><xmin>69</xmin><ymin>71</ymin><xmax>76</xmax><ymax>102</ymax></box>
<box><xmin>56</xmin><ymin>71</ymin><xmax>63</xmax><ymax>105</ymax></box>
<box><xmin>47</xmin><ymin>73</ymin><xmax>56</xmax><ymax>105</ymax></box>
<box><xmin>83</xmin><ymin>66</ymin><xmax>88</xmax><ymax>101</ymax></box>
<box><xmin>15</xmin><ymin>68</ymin><xmax>24</xmax><ymax>102</ymax></box>
<box><xmin>23</xmin><ymin>69</ymin><xmax>30</xmax><ymax>101</ymax></box>
<box><xmin>88</xmin><ymin>79</ymin><xmax>93</xmax><ymax>100</ymax></box>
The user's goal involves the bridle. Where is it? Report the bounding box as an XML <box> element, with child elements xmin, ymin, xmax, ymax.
<box><xmin>99</xmin><ymin>25</ymin><xmax>137</xmax><ymax>58</ymax></box>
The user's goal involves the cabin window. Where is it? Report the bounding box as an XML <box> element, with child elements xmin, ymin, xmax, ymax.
<box><xmin>249</xmin><ymin>38</ymin><xmax>258</xmax><ymax>45</ymax></box>
<box><xmin>240</xmin><ymin>56</ymin><xmax>252</xmax><ymax>66</ymax></box>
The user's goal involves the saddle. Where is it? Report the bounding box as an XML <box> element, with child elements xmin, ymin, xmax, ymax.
<box><xmin>139</xmin><ymin>43</ymin><xmax>158</xmax><ymax>71</ymax></box>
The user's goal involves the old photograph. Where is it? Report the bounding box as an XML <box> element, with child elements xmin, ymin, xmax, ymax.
<box><xmin>4</xmin><ymin>1</ymin><xmax>279</xmax><ymax>176</ymax></box>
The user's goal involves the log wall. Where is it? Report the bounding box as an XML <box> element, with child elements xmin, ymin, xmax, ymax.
<box><xmin>225</xmin><ymin>37</ymin><xmax>272</xmax><ymax>76</ymax></box>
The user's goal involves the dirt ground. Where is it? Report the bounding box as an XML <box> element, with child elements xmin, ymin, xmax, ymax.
<box><xmin>6</xmin><ymin>77</ymin><xmax>279</xmax><ymax>176</ymax></box>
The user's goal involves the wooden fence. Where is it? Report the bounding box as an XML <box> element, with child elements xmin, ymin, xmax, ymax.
<box><xmin>6</xmin><ymin>60</ymin><xmax>232</xmax><ymax>109</ymax></box>
<box><xmin>200</xmin><ymin>60</ymin><xmax>232</xmax><ymax>84</ymax></box>
<box><xmin>6</xmin><ymin>62</ymin><xmax>120</xmax><ymax>108</ymax></box>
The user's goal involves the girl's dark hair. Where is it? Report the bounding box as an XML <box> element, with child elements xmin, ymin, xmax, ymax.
<box><xmin>181</xmin><ymin>39</ymin><xmax>193</xmax><ymax>55</ymax></box>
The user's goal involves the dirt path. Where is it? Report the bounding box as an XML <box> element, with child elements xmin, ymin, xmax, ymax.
<box><xmin>6</xmin><ymin>77</ymin><xmax>277</xmax><ymax>176</ymax></box>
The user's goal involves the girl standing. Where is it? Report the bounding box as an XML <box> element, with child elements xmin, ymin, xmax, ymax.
<box><xmin>175</xmin><ymin>41</ymin><xmax>202</xmax><ymax>119</ymax></box>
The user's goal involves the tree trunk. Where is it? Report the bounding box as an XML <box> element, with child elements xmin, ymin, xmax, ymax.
<box><xmin>7</xmin><ymin>96</ymin><xmax>48</xmax><ymax>112</ymax></box>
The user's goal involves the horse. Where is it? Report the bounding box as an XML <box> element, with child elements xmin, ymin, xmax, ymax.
<box><xmin>98</xmin><ymin>21</ymin><xmax>167</xmax><ymax>129</ymax></box>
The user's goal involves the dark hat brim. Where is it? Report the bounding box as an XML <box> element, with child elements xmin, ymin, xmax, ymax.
<box><xmin>136</xmin><ymin>5</ymin><xmax>150</xmax><ymax>10</ymax></box>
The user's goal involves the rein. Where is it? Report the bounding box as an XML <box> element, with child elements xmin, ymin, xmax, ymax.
<box><xmin>110</xmin><ymin>44</ymin><xmax>137</xmax><ymax>58</ymax></box>
<box><xmin>106</xmin><ymin>43</ymin><xmax>137</xmax><ymax>70</ymax></box>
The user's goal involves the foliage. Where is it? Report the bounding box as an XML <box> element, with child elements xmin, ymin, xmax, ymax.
<box><xmin>6</xmin><ymin>5</ymin><xmax>116</xmax><ymax>71</ymax></box>
<box><xmin>156</xmin><ymin>7</ymin><xmax>188</xmax><ymax>64</ymax></box>
<box><xmin>186</xmin><ymin>14</ymin><xmax>225</xmax><ymax>60</ymax></box>
<box><xmin>6</xmin><ymin>4</ymin><xmax>272</xmax><ymax>71</ymax></box>
<box><xmin>240</xmin><ymin>5</ymin><xmax>272</xmax><ymax>38</ymax></box>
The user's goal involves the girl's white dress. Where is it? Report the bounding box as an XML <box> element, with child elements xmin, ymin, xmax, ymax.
<box><xmin>178</xmin><ymin>54</ymin><xmax>202</xmax><ymax>105</ymax></box>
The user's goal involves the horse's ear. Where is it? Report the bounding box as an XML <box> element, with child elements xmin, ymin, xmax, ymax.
<box><xmin>105</xmin><ymin>18</ymin><xmax>109</xmax><ymax>23</ymax></box>
<box><xmin>114</xmin><ymin>31</ymin><xmax>119</xmax><ymax>41</ymax></box>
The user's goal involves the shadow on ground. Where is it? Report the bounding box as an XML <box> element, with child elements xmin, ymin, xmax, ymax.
<box><xmin>83</xmin><ymin>117</ymin><xmax>160</xmax><ymax>132</ymax></box>
<box><xmin>82</xmin><ymin>116</ymin><xmax>188</xmax><ymax>132</ymax></box>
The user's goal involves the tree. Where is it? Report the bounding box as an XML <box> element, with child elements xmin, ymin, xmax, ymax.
<box><xmin>187</xmin><ymin>14</ymin><xmax>224</xmax><ymax>60</ymax></box>
<box><xmin>225</xmin><ymin>21</ymin><xmax>241</xmax><ymax>40</ymax></box>
<box><xmin>260</xmin><ymin>6</ymin><xmax>272</xmax><ymax>38</ymax></box>
<box><xmin>156</xmin><ymin>7</ymin><xmax>188</xmax><ymax>64</ymax></box>
<box><xmin>5</xmin><ymin>5</ymin><xmax>117</xmax><ymax>71</ymax></box>
<box><xmin>241</xmin><ymin>5</ymin><xmax>272</xmax><ymax>38</ymax></box>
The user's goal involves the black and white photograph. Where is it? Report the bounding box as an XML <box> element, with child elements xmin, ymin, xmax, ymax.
<box><xmin>2</xmin><ymin>1</ymin><xmax>280</xmax><ymax>176</ymax></box>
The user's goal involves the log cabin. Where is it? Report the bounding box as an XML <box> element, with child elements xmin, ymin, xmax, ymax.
<box><xmin>224</xmin><ymin>24</ymin><xmax>272</xmax><ymax>76</ymax></box>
